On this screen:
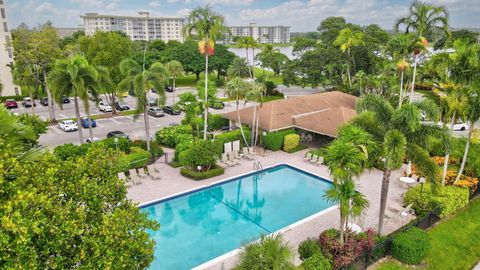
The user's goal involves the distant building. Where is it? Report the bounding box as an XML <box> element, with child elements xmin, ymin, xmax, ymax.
<box><xmin>56</xmin><ymin>27</ymin><xmax>84</xmax><ymax>38</ymax></box>
<box><xmin>224</xmin><ymin>23</ymin><xmax>291</xmax><ymax>44</ymax></box>
<box><xmin>0</xmin><ymin>0</ymin><xmax>20</xmax><ymax>96</ymax></box>
<box><xmin>81</xmin><ymin>12</ymin><xmax>184</xmax><ymax>42</ymax></box>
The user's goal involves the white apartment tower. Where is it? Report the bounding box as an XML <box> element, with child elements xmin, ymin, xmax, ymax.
<box><xmin>0</xmin><ymin>0</ymin><xmax>20</xmax><ymax>96</ymax></box>
<box><xmin>81</xmin><ymin>12</ymin><xmax>184</xmax><ymax>42</ymax></box>
<box><xmin>226</xmin><ymin>23</ymin><xmax>291</xmax><ymax>44</ymax></box>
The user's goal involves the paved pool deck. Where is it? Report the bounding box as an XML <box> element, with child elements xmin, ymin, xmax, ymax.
<box><xmin>127</xmin><ymin>148</ymin><xmax>414</xmax><ymax>269</ymax></box>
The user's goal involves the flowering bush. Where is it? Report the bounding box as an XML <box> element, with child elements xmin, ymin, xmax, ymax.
<box><xmin>432</xmin><ymin>156</ymin><xmax>458</xmax><ymax>166</ymax></box>
<box><xmin>318</xmin><ymin>228</ymin><xmax>377</xmax><ymax>269</ymax></box>
<box><xmin>444</xmin><ymin>170</ymin><xmax>479</xmax><ymax>192</ymax></box>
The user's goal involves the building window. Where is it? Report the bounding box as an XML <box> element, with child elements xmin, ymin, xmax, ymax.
<box><xmin>3</xmin><ymin>21</ymin><xmax>7</xmax><ymax>32</ymax></box>
<box><xmin>15</xmin><ymin>87</ymin><xmax>19</xmax><ymax>96</ymax></box>
<box><xmin>1</xmin><ymin>8</ymin><xmax>5</xmax><ymax>19</ymax></box>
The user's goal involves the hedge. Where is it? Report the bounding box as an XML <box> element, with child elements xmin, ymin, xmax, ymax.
<box><xmin>208</xmin><ymin>114</ymin><xmax>229</xmax><ymax>131</ymax></box>
<box><xmin>391</xmin><ymin>227</ymin><xmax>430</xmax><ymax>265</ymax></box>
<box><xmin>262</xmin><ymin>129</ymin><xmax>296</xmax><ymax>151</ymax></box>
<box><xmin>180</xmin><ymin>166</ymin><xmax>224</xmax><ymax>180</ymax></box>
<box><xmin>283</xmin><ymin>134</ymin><xmax>300</xmax><ymax>152</ymax></box>
<box><xmin>117</xmin><ymin>147</ymin><xmax>151</xmax><ymax>171</ymax></box>
<box><xmin>302</xmin><ymin>253</ymin><xmax>332</xmax><ymax>270</ymax></box>
<box><xmin>155</xmin><ymin>125</ymin><xmax>193</xmax><ymax>148</ymax></box>
<box><xmin>298</xmin><ymin>238</ymin><xmax>321</xmax><ymax>261</ymax></box>
<box><xmin>54</xmin><ymin>143</ymin><xmax>90</xmax><ymax>160</ymax></box>
<box><xmin>0</xmin><ymin>94</ymin><xmax>27</xmax><ymax>102</ymax></box>
<box><xmin>403</xmin><ymin>183</ymin><xmax>469</xmax><ymax>218</ymax></box>
<box><xmin>215</xmin><ymin>128</ymin><xmax>251</xmax><ymax>146</ymax></box>
<box><xmin>132</xmin><ymin>140</ymin><xmax>164</xmax><ymax>159</ymax></box>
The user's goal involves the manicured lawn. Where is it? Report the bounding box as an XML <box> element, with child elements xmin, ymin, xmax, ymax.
<box><xmin>374</xmin><ymin>198</ymin><xmax>480</xmax><ymax>270</ymax></box>
<box><xmin>253</xmin><ymin>67</ymin><xmax>283</xmax><ymax>84</ymax></box>
<box><xmin>174</xmin><ymin>73</ymin><xmax>220</xmax><ymax>87</ymax></box>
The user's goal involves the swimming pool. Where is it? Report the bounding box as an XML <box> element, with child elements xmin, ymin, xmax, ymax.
<box><xmin>141</xmin><ymin>164</ymin><xmax>335</xmax><ymax>270</ymax></box>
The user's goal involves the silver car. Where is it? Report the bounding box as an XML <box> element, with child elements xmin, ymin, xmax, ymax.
<box><xmin>147</xmin><ymin>107</ymin><xmax>165</xmax><ymax>117</ymax></box>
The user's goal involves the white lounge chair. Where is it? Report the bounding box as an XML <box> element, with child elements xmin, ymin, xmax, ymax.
<box><xmin>227</xmin><ymin>152</ymin><xmax>240</xmax><ymax>165</ymax></box>
<box><xmin>385</xmin><ymin>203</ymin><xmax>414</xmax><ymax>223</ymax></box>
<box><xmin>309</xmin><ymin>154</ymin><xmax>318</xmax><ymax>164</ymax></box>
<box><xmin>129</xmin><ymin>169</ymin><xmax>142</xmax><ymax>185</ymax></box>
<box><xmin>138</xmin><ymin>167</ymin><xmax>149</xmax><ymax>178</ymax></box>
<box><xmin>147</xmin><ymin>164</ymin><xmax>161</xmax><ymax>180</ymax></box>
<box><xmin>222</xmin><ymin>153</ymin><xmax>236</xmax><ymax>167</ymax></box>
<box><xmin>242</xmin><ymin>147</ymin><xmax>255</xmax><ymax>160</ymax></box>
<box><xmin>118</xmin><ymin>172</ymin><xmax>132</xmax><ymax>187</ymax></box>
<box><xmin>304</xmin><ymin>153</ymin><xmax>312</xmax><ymax>162</ymax></box>
<box><xmin>315</xmin><ymin>156</ymin><xmax>324</xmax><ymax>165</ymax></box>
<box><xmin>248</xmin><ymin>147</ymin><xmax>256</xmax><ymax>156</ymax></box>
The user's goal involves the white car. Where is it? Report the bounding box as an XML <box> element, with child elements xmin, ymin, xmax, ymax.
<box><xmin>85</xmin><ymin>137</ymin><xmax>100</xmax><ymax>143</ymax></box>
<box><xmin>452</xmin><ymin>122</ymin><xmax>468</xmax><ymax>131</ymax></box>
<box><xmin>58</xmin><ymin>120</ymin><xmax>78</xmax><ymax>132</ymax></box>
<box><xmin>98</xmin><ymin>101</ymin><xmax>112</xmax><ymax>112</ymax></box>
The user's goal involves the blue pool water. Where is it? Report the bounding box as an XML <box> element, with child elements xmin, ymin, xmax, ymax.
<box><xmin>141</xmin><ymin>164</ymin><xmax>334</xmax><ymax>270</ymax></box>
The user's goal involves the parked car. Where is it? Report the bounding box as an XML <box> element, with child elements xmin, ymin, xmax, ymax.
<box><xmin>61</xmin><ymin>96</ymin><xmax>70</xmax><ymax>104</ymax></box>
<box><xmin>221</xmin><ymin>125</ymin><xmax>239</xmax><ymax>132</ymax></box>
<box><xmin>4</xmin><ymin>99</ymin><xmax>18</xmax><ymax>109</ymax></box>
<box><xmin>98</xmin><ymin>101</ymin><xmax>113</xmax><ymax>112</ymax></box>
<box><xmin>452</xmin><ymin>122</ymin><xmax>468</xmax><ymax>131</ymax></box>
<box><xmin>80</xmin><ymin>117</ymin><xmax>97</xmax><ymax>128</ymax></box>
<box><xmin>85</xmin><ymin>137</ymin><xmax>100</xmax><ymax>143</ymax></box>
<box><xmin>150</xmin><ymin>88</ymin><xmax>157</xmax><ymax>93</ymax></box>
<box><xmin>40</xmin><ymin>97</ymin><xmax>53</xmax><ymax>106</ymax></box>
<box><xmin>162</xmin><ymin>105</ymin><xmax>180</xmax><ymax>115</ymax></box>
<box><xmin>58</xmin><ymin>120</ymin><xmax>78</xmax><ymax>132</ymax></box>
<box><xmin>148</xmin><ymin>98</ymin><xmax>158</xmax><ymax>107</ymax></box>
<box><xmin>107</xmin><ymin>130</ymin><xmax>129</xmax><ymax>139</ymax></box>
<box><xmin>22</xmin><ymin>97</ymin><xmax>36</xmax><ymax>108</ymax></box>
<box><xmin>210</xmin><ymin>101</ymin><xmax>225</xmax><ymax>110</ymax></box>
<box><xmin>165</xmin><ymin>85</ymin><xmax>174</xmax><ymax>92</ymax></box>
<box><xmin>114</xmin><ymin>101</ymin><xmax>130</xmax><ymax>111</ymax></box>
<box><xmin>147</xmin><ymin>107</ymin><xmax>165</xmax><ymax>117</ymax></box>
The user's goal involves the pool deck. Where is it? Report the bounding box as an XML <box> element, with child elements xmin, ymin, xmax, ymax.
<box><xmin>127</xmin><ymin>148</ymin><xmax>414</xmax><ymax>269</ymax></box>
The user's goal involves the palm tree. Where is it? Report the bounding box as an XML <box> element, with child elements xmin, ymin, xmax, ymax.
<box><xmin>85</xmin><ymin>65</ymin><xmax>111</xmax><ymax>141</ymax></box>
<box><xmin>183</xmin><ymin>5</ymin><xmax>229</xmax><ymax>140</ymax></box>
<box><xmin>0</xmin><ymin>105</ymin><xmax>38</xmax><ymax>159</ymax></box>
<box><xmin>323</xmin><ymin>139</ymin><xmax>369</xmax><ymax>244</ymax></box>
<box><xmin>48</xmin><ymin>55</ymin><xmax>98</xmax><ymax>144</ymax></box>
<box><xmin>165</xmin><ymin>60</ymin><xmax>184</xmax><ymax>104</ymax></box>
<box><xmin>236</xmin><ymin>37</ymin><xmax>256</xmax><ymax>78</ymax></box>
<box><xmin>354</xmin><ymin>94</ymin><xmax>446</xmax><ymax>234</ymax></box>
<box><xmin>333</xmin><ymin>28</ymin><xmax>365</xmax><ymax>88</ymax></box>
<box><xmin>118</xmin><ymin>59</ymin><xmax>169</xmax><ymax>151</ymax></box>
<box><xmin>246</xmin><ymin>82</ymin><xmax>266</xmax><ymax>147</ymax></box>
<box><xmin>228</xmin><ymin>58</ymin><xmax>250</xmax><ymax>79</ymax></box>
<box><xmin>394</xmin><ymin>0</ymin><xmax>449</xmax><ymax>42</ymax></box>
<box><xmin>225</xmin><ymin>77</ymin><xmax>249</xmax><ymax>147</ymax></box>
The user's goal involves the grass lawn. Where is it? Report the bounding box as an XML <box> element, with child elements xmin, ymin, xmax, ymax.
<box><xmin>174</xmin><ymin>73</ymin><xmax>219</xmax><ymax>87</ymax></box>
<box><xmin>374</xmin><ymin>198</ymin><xmax>480</xmax><ymax>270</ymax></box>
<box><xmin>253</xmin><ymin>67</ymin><xmax>283</xmax><ymax>85</ymax></box>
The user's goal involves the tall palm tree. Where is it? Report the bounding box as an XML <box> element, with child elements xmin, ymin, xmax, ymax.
<box><xmin>354</xmin><ymin>94</ymin><xmax>446</xmax><ymax>234</ymax></box>
<box><xmin>118</xmin><ymin>59</ymin><xmax>169</xmax><ymax>151</ymax></box>
<box><xmin>246</xmin><ymin>82</ymin><xmax>266</xmax><ymax>147</ymax></box>
<box><xmin>165</xmin><ymin>60</ymin><xmax>184</xmax><ymax>104</ymax></box>
<box><xmin>333</xmin><ymin>28</ymin><xmax>365</xmax><ymax>88</ymax></box>
<box><xmin>394</xmin><ymin>0</ymin><xmax>449</xmax><ymax>42</ymax></box>
<box><xmin>225</xmin><ymin>77</ymin><xmax>249</xmax><ymax>147</ymax></box>
<box><xmin>48</xmin><ymin>55</ymin><xmax>98</xmax><ymax>144</ymax></box>
<box><xmin>183</xmin><ymin>5</ymin><xmax>229</xmax><ymax>140</ymax></box>
<box><xmin>228</xmin><ymin>58</ymin><xmax>250</xmax><ymax>79</ymax></box>
<box><xmin>324</xmin><ymin>139</ymin><xmax>369</xmax><ymax>244</ymax></box>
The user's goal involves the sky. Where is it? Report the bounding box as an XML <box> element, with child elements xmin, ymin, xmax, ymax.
<box><xmin>5</xmin><ymin>0</ymin><xmax>480</xmax><ymax>32</ymax></box>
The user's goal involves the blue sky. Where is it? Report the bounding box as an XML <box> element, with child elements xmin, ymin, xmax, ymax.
<box><xmin>5</xmin><ymin>0</ymin><xmax>480</xmax><ymax>32</ymax></box>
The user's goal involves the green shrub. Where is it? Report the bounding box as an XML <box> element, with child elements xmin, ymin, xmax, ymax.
<box><xmin>180</xmin><ymin>166</ymin><xmax>224</xmax><ymax>180</ymax></box>
<box><xmin>264</xmin><ymin>81</ymin><xmax>277</xmax><ymax>96</ymax></box>
<box><xmin>54</xmin><ymin>144</ymin><xmax>90</xmax><ymax>160</ymax></box>
<box><xmin>208</xmin><ymin>114</ymin><xmax>229</xmax><ymax>130</ymax></box>
<box><xmin>215</xmin><ymin>128</ymin><xmax>251</xmax><ymax>146</ymax></box>
<box><xmin>117</xmin><ymin>147</ymin><xmax>151</xmax><ymax>171</ymax></box>
<box><xmin>215</xmin><ymin>78</ymin><xmax>225</xmax><ymax>87</ymax></box>
<box><xmin>283</xmin><ymin>134</ymin><xmax>300</xmax><ymax>152</ymax></box>
<box><xmin>155</xmin><ymin>125</ymin><xmax>193</xmax><ymax>148</ymax></box>
<box><xmin>175</xmin><ymin>140</ymin><xmax>193</xmax><ymax>161</ymax></box>
<box><xmin>132</xmin><ymin>140</ymin><xmax>164</xmax><ymax>159</ymax></box>
<box><xmin>391</xmin><ymin>228</ymin><xmax>430</xmax><ymax>265</ymax></box>
<box><xmin>178</xmin><ymin>139</ymin><xmax>219</xmax><ymax>171</ymax></box>
<box><xmin>0</xmin><ymin>94</ymin><xmax>27</xmax><ymax>101</ymax></box>
<box><xmin>403</xmin><ymin>183</ymin><xmax>469</xmax><ymax>218</ymax></box>
<box><xmin>302</xmin><ymin>253</ymin><xmax>332</xmax><ymax>270</ymax></box>
<box><xmin>298</xmin><ymin>239</ymin><xmax>321</xmax><ymax>261</ymax></box>
<box><xmin>262</xmin><ymin>129</ymin><xmax>296</xmax><ymax>151</ymax></box>
<box><xmin>98</xmin><ymin>137</ymin><xmax>132</xmax><ymax>153</ymax></box>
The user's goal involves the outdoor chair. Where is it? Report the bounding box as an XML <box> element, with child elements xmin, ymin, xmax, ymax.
<box><xmin>118</xmin><ymin>172</ymin><xmax>132</xmax><ymax>188</ymax></box>
<box><xmin>138</xmin><ymin>167</ymin><xmax>149</xmax><ymax>178</ymax></box>
<box><xmin>309</xmin><ymin>154</ymin><xmax>319</xmax><ymax>164</ymax></box>
<box><xmin>233</xmin><ymin>150</ymin><xmax>243</xmax><ymax>160</ymax></box>
<box><xmin>147</xmin><ymin>164</ymin><xmax>161</xmax><ymax>180</ymax></box>
<box><xmin>222</xmin><ymin>153</ymin><xmax>237</xmax><ymax>167</ymax></box>
<box><xmin>315</xmin><ymin>156</ymin><xmax>324</xmax><ymax>165</ymax></box>
<box><xmin>385</xmin><ymin>203</ymin><xmax>414</xmax><ymax>224</ymax></box>
<box><xmin>304</xmin><ymin>153</ymin><xmax>312</xmax><ymax>162</ymax></box>
<box><xmin>216</xmin><ymin>159</ymin><xmax>229</xmax><ymax>168</ymax></box>
<box><xmin>248</xmin><ymin>147</ymin><xmax>256</xmax><ymax>156</ymax></box>
<box><xmin>227</xmin><ymin>152</ymin><xmax>240</xmax><ymax>165</ymax></box>
<box><xmin>128</xmin><ymin>169</ymin><xmax>143</xmax><ymax>185</ymax></box>
<box><xmin>242</xmin><ymin>147</ymin><xmax>255</xmax><ymax>160</ymax></box>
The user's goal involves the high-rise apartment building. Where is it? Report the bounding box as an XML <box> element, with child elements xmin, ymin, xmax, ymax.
<box><xmin>0</xmin><ymin>0</ymin><xmax>20</xmax><ymax>96</ymax></box>
<box><xmin>81</xmin><ymin>12</ymin><xmax>184</xmax><ymax>42</ymax></box>
<box><xmin>224</xmin><ymin>23</ymin><xmax>290</xmax><ymax>44</ymax></box>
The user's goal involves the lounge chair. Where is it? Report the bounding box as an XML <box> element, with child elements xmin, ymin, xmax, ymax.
<box><xmin>222</xmin><ymin>153</ymin><xmax>237</xmax><ymax>167</ymax></box>
<box><xmin>232</xmin><ymin>150</ymin><xmax>243</xmax><ymax>160</ymax></box>
<box><xmin>304</xmin><ymin>153</ymin><xmax>312</xmax><ymax>162</ymax></box>
<box><xmin>147</xmin><ymin>164</ymin><xmax>161</xmax><ymax>180</ymax></box>
<box><xmin>315</xmin><ymin>156</ymin><xmax>324</xmax><ymax>165</ymax></box>
<box><xmin>138</xmin><ymin>167</ymin><xmax>149</xmax><ymax>178</ymax></box>
<box><xmin>248</xmin><ymin>147</ymin><xmax>256</xmax><ymax>156</ymax></box>
<box><xmin>118</xmin><ymin>172</ymin><xmax>132</xmax><ymax>187</ymax></box>
<box><xmin>227</xmin><ymin>152</ymin><xmax>240</xmax><ymax>165</ymax></box>
<box><xmin>385</xmin><ymin>203</ymin><xmax>414</xmax><ymax>224</ymax></box>
<box><xmin>309</xmin><ymin>154</ymin><xmax>318</xmax><ymax>164</ymax></box>
<box><xmin>129</xmin><ymin>169</ymin><xmax>143</xmax><ymax>185</ymax></box>
<box><xmin>242</xmin><ymin>147</ymin><xmax>255</xmax><ymax>160</ymax></box>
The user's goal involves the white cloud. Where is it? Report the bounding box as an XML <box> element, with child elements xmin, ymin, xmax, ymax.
<box><xmin>149</xmin><ymin>1</ymin><xmax>161</xmax><ymax>7</ymax></box>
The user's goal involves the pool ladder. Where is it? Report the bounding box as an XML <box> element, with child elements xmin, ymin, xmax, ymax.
<box><xmin>253</xmin><ymin>161</ymin><xmax>263</xmax><ymax>171</ymax></box>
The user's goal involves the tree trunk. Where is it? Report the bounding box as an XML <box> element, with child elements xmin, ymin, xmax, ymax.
<box><xmin>378</xmin><ymin>168</ymin><xmax>391</xmax><ymax>235</ymax></box>
<box><xmin>409</xmin><ymin>55</ymin><xmax>418</xmax><ymax>103</ymax></box>
<box><xmin>347</xmin><ymin>49</ymin><xmax>352</xmax><ymax>88</ymax></box>
<box><xmin>245</xmin><ymin>47</ymin><xmax>253</xmax><ymax>79</ymax></box>
<box><xmin>73</xmin><ymin>96</ymin><xmax>84</xmax><ymax>144</ymax></box>
<box><xmin>339</xmin><ymin>214</ymin><xmax>346</xmax><ymax>244</ymax></box>
<box><xmin>87</xmin><ymin>107</ymin><xmax>93</xmax><ymax>141</ymax></box>
<box><xmin>254</xmin><ymin>104</ymin><xmax>261</xmax><ymax>147</ymax></box>
<box><xmin>455</xmin><ymin>122</ymin><xmax>473</xmax><ymax>183</ymax></box>
<box><xmin>172</xmin><ymin>77</ymin><xmax>176</xmax><ymax>105</ymax></box>
<box><xmin>398</xmin><ymin>69</ymin><xmax>405</xmax><ymax>108</ymax></box>
<box><xmin>44</xmin><ymin>72</ymin><xmax>56</xmax><ymax>122</ymax></box>
<box><xmin>29</xmin><ymin>91</ymin><xmax>35</xmax><ymax>114</ymax></box>
<box><xmin>251</xmin><ymin>103</ymin><xmax>257</xmax><ymax>146</ymax></box>
<box><xmin>236</xmin><ymin>101</ymin><xmax>249</xmax><ymax>147</ymax></box>
<box><xmin>203</xmin><ymin>54</ymin><xmax>209</xmax><ymax>140</ymax></box>
<box><xmin>442</xmin><ymin>113</ymin><xmax>456</xmax><ymax>185</ymax></box>
<box><xmin>144</xmin><ymin>102</ymin><xmax>151</xmax><ymax>152</ymax></box>
<box><xmin>195</xmin><ymin>72</ymin><xmax>200</xmax><ymax>81</ymax></box>
<box><xmin>111</xmin><ymin>92</ymin><xmax>117</xmax><ymax>116</ymax></box>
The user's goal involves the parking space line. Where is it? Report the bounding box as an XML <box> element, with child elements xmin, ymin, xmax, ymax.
<box><xmin>59</xmin><ymin>113</ymin><xmax>69</xmax><ymax>119</ymax></box>
<box><xmin>110</xmin><ymin>118</ymin><xmax>123</xmax><ymax>124</ymax></box>
<box><xmin>50</xmin><ymin>126</ymin><xmax>63</xmax><ymax>135</ymax></box>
